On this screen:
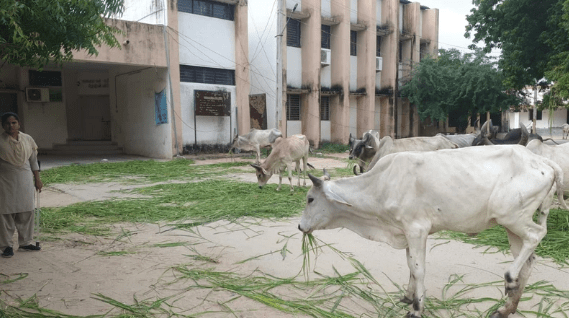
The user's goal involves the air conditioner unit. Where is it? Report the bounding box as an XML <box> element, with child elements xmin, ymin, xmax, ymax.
<box><xmin>376</xmin><ymin>56</ymin><xmax>383</xmax><ymax>72</ymax></box>
<box><xmin>321</xmin><ymin>48</ymin><xmax>331</xmax><ymax>66</ymax></box>
<box><xmin>26</xmin><ymin>88</ymin><xmax>50</xmax><ymax>102</ymax></box>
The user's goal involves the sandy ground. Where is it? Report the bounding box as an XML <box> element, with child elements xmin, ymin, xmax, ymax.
<box><xmin>2</xmin><ymin>153</ymin><xmax>569</xmax><ymax>317</ymax></box>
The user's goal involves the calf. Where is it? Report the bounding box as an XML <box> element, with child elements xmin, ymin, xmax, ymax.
<box><xmin>562</xmin><ymin>123</ymin><xmax>569</xmax><ymax>139</ymax></box>
<box><xmin>250</xmin><ymin>134</ymin><xmax>309</xmax><ymax>191</ymax></box>
<box><xmin>300</xmin><ymin>145</ymin><xmax>568</xmax><ymax>318</ymax></box>
<box><xmin>231</xmin><ymin>128</ymin><xmax>282</xmax><ymax>163</ymax></box>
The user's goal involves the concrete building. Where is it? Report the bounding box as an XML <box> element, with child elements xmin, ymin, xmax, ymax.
<box><xmin>249</xmin><ymin>0</ymin><xmax>439</xmax><ymax>147</ymax></box>
<box><xmin>0</xmin><ymin>0</ymin><xmax>250</xmax><ymax>159</ymax></box>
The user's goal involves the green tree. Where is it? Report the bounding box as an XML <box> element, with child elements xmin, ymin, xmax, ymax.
<box><xmin>544</xmin><ymin>0</ymin><xmax>569</xmax><ymax>99</ymax></box>
<box><xmin>465</xmin><ymin>0</ymin><xmax>558</xmax><ymax>90</ymax></box>
<box><xmin>401</xmin><ymin>49</ymin><xmax>520</xmax><ymax>127</ymax></box>
<box><xmin>0</xmin><ymin>0</ymin><xmax>124</xmax><ymax>70</ymax></box>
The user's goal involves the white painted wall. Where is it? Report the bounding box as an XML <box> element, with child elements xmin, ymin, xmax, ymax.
<box><xmin>178</xmin><ymin>13</ymin><xmax>235</xmax><ymax>69</ymax></box>
<box><xmin>116</xmin><ymin>0</ymin><xmax>165</xmax><ymax>24</ymax></box>
<box><xmin>350</xmin><ymin>56</ymin><xmax>357</xmax><ymax>91</ymax></box>
<box><xmin>180</xmin><ymin>83</ymin><xmax>236</xmax><ymax>145</ymax></box>
<box><xmin>374</xmin><ymin>99</ymin><xmax>381</xmax><ymax>130</ymax></box>
<box><xmin>399</xmin><ymin>3</ymin><xmax>404</xmax><ymax>33</ymax></box>
<box><xmin>321</xmin><ymin>120</ymin><xmax>331</xmax><ymax>142</ymax></box>
<box><xmin>322</xmin><ymin>0</ymin><xmax>332</xmax><ymax>18</ymax></box>
<box><xmin>350</xmin><ymin>0</ymin><xmax>358</xmax><ymax>24</ymax></box>
<box><xmin>111</xmin><ymin>67</ymin><xmax>172</xmax><ymax>158</ymax></box>
<box><xmin>287</xmin><ymin>47</ymin><xmax>302</xmax><ymax>88</ymax></box>
<box><xmin>287</xmin><ymin>120</ymin><xmax>302</xmax><ymax>136</ymax></box>
<box><xmin>321</xmin><ymin>63</ymin><xmax>332</xmax><ymax>88</ymax></box>
<box><xmin>376</xmin><ymin>0</ymin><xmax>382</xmax><ymax>25</ymax></box>
<box><xmin>286</xmin><ymin>0</ymin><xmax>301</xmax><ymax>11</ymax></box>
<box><xmin>349</xmin><ymin>96</ymin><xmax>357</xmax><ymax>136</ymax></box>
<box><xmin>508</xmin><ymin>109</ymin><xmax>569</xmax><ymax>129</ymax></box>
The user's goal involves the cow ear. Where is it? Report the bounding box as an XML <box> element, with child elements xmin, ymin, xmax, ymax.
<box><xmin>309</xmin><ymin>173</ymin><xmax>323</xmax><ymax>187</ymax></box>
<box><xmin>325</xmin><ymin>189</ymin><xmax>352</xmax><ymax>207</ymax></box>
<box><xmin>322</xmin><ymin>168</ymin><xmax>331</xmax><ymax>181</ymax></box>
<box><xmin>250</xmin><ymin>163</ymin><xmax>263</xmax><ymax>173</ymax></box>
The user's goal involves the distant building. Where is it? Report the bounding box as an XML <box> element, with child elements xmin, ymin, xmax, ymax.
<box><xmin>507</xmin><ymin>85</ymin><xmax>568</xmax><ymax>130</ymax></box>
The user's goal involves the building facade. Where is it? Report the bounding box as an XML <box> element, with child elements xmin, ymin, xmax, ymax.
<box><xmin>249</xmin><ymin>0</ymin><xmax>439</xmax><ymax>148</ymax></box>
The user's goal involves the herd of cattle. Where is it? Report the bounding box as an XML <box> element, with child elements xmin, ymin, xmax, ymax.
<box><xmin>230</xmin><ymin>123</ymin><xmax>569</xmax><ymax>318</ymax></box>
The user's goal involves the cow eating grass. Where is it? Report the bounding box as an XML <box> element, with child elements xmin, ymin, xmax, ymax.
<box><xmin>231</xmin><ymin>128</ymin><xmax>282</xmax><ymax>163</ymax></box>
<box><xmin>298</xmin><ymin>145</ymin><xmax>568</xmax><ymax>318</ymax></box>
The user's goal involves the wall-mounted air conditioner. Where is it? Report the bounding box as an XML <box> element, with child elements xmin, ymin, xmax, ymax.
<box><xmin>321</xmin><ymin>48</ymin><xmax>331</xmax><ymax>66</ymax></box>
<box><xmin>26</xmin><ymin>88</ymin><xmax>50</xmax><ymax>102</ymax></box>
<box><xmin>376</xmin><ymin>57</ymin><xmax>383</xmax><ymax>72</ymax></box>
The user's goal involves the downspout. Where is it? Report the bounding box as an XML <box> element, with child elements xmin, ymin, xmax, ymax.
<box><xmin>163</xmin><ymin>0</ymin><xmax>180</xmax><ymax>156</ymax></box>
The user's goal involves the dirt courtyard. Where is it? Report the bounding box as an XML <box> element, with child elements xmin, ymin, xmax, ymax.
<box><xmin>2</xmin><ymin>154</ymin><xmax>569</xmax><ymax>317</ymax></box>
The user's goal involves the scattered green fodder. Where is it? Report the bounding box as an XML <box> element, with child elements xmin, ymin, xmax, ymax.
<box><xmin>97</xmin><ymin>251</ymin><xmax>135</xmax><ymax>257</ymax></box>
<box><xmin>439</xmin><ymin>208</ymin><xmax>569</xmax><ymax>265</ymax></box>
<box><xmin>317</xmin><ymin>142</ymin><xmax>350</xmax><ymax>154</ymax></box>
<box><xmin>41</xmin><ymin>159</ymin><xmax>249</xmax><ymax>185</ymax></box>
<box><xmin>39</xmin><ymin>180</ymin><xmax>309</xmax><ymax>234</ymax></box>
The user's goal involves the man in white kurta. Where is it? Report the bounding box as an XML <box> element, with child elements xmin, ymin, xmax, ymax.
<box><xmin>0</xmin><ymin>112</ymin><xmax>43</xmax><ymax>258</ymax></box>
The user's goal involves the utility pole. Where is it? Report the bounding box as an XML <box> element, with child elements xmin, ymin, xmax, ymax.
<box><xmin>276</xmin><ymin>0</ymin><xmax>283</xmax><ymax>130</ymax></box>
<box><xmin>533</xmin><ymin>81</ymin><xmax>537</xmax><ymax>134</ymax></box>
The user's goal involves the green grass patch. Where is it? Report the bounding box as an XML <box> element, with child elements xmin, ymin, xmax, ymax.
<box><xmin>317</xmin><ymin>142</ymin><xmax>350</xmax><ymax>154</ymax></box>
<box><xmin>41</xmin><ymin>159</ymin><xmax>249</xmax><ymax>185</ymax></box>
<box><xmin>39</xmin><ymin>180</ymin><xmax>309</xmax><ymax>234</ymax></box>
<box><xmin>439</xmin><ymin>208</ymin><xmax>569</xmax><ymax>265</ymax></box>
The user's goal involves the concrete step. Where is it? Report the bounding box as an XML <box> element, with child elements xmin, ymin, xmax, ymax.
<box><xmin>41</xmin><ymin>141</ymin><xmax>123</xmax><ymax>156</ymax></box>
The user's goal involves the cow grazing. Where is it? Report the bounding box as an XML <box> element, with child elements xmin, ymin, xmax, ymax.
<box><xmin>562</xmin><ymin>123</ymin><xmax>569</xmax><ymax>139</ymax></box>
<box><xmin>472</xmin><ymin>121</ymin><xmax>552</xmax><ymax>146</ymax></box>
<box><xmin>250</xmin><ymin>134</ymin><xmax>309</xmax><ymax>191</ymax></box>
<box><xmin>361</xmin><ymin>135</ymin><xmax>458</xmax><ymax>173</ymax></box>
<box><xmin>348</xmin><ymin>130</ymin><xmax>380</xmax><ymax>174</ymax></box>
<box><xmin>299</xmin><ymin>145</ymin><xmax>568</xmax><ymax>318</ymax></box>
<box><xmin>231</xmin><ymin>128</ymin><xmax>283</xmax><ymax>163</ymax></box>
<box><xmin>527</xmin><ymin>139</ymin><xmax>569</xmax><ymax>196</ymax></box>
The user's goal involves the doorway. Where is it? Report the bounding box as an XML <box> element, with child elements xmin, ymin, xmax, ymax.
<box><xmin>0</xmin><ymin>93</ymin><xmax>18</xmax><ymax>116</ymax></box>
<box><xmin>80</xmin><ymin>96</ymin><xmax>111</xmax><ymax>140</ymax></box>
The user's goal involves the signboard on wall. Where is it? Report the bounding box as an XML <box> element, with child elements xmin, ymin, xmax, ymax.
<box><xmin>78</xmin><ymin>73</ymin><xmax>109</xmax><ymax>95</ymax></box>
<box><xmin>249</xmin><ymin>94</ymin><xmax>267</xmax><ymax>129</ymax></box>
<box><xmin>194</xmin><ymin>90</ymin><xmax>230</xmax><ymax>116</ymax></box>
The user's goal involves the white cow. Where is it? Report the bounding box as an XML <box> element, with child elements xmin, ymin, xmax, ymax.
<box><xmin>436</xmin><ymin>133</ymin><xmax>476</xmax><ymax>148</ymax></box>
<box><xmin>250</xmin><ymin>134</ymin><xmax>309</xmax><ymax>191</ymax></box>
<box><xmin>363</xmin><ymin>135</ymin><xmax>458</xmax><ymax>173</ymax></box>
<box><xmin>231</xmin><ymin>128</ymin><xmax>283</xmax><ymax>163</ymax></box>
<box><xmin>562</xmin><ymin>123</ymin><xmax>569</xmax><ymax>139</ymax></box>
<box><xmin>299</xmin><ymin>145</ymin><xmax>567</xmax><ymax>318</ymax></box>
<box><xmin>527</xmin><ymin>139</ymin><xmax>569</xmax><ymax>196</ymax></box>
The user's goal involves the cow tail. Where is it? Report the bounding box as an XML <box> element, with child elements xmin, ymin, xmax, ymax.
<box><xmin>548</xmin><ymin>159</ymin><xmax>569</xmax><ymax>210</ymax></box>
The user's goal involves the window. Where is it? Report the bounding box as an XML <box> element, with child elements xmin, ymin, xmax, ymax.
<box><xmin>376</xmin><ymin>36</ymin><xmax>382</xmax><ymax>57</ymax></box>
<box><xmin>29</xmin><ymin>70</ymin><xmax>62</xmax><ymax>87</ymax></box>
<box><xmin>178</xmin><ymin>0</ymin><xmax>234</xmax><ymax>21</ymax></box>
<box><xmin>320</xmin><ymin>96</ymin><xmax>330</xmax><ymax>121</ymax></box>
<box><xmin>180</xmin><ymin>65</ymin><xmax>235</xmax><ymax>85</ymax></box>
<box><xmin>287</xmin><ymin>19</ymin><xmax>301</xmax><ymax>48</ymax></box>
<box><xmin>287</xmin><ymin>94</ymin><xmax>300</xmax><ymax>120</ymax></box>
<box><xmin>321</xmin><ymin>25</ymin><xmax>331</xmax><ymax>49</ymax></box>
<box><xmin>529</xmin><ymin>110</ymin><xmax>543</xmax><ymax>121</ymax></box>
<box><xmin>350</xmin><ymin>31</ymin><xmax>357</xmax><ymax>56</ymax></box>
<box><xmin>155</xmin><ymin>90</ymin><xmax>168</xmax><ymax>125</ymax></box>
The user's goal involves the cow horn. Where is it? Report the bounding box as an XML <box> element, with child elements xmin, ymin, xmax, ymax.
<box><xmin>353</xmin><ymin>165</ymin><xmax>361</xmax><ymax>175</ymax></box>
<box><xmin>308</xmin><ymin>173</ymin><xmax>323</xmax><ymax>187</ymax></box>
<box><xmin>519</xmin><ymin>123</ymin><xmax>529</xmax><ymax>146</ymax></box>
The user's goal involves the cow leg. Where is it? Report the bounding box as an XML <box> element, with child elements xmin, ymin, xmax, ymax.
<box><xmin>255</xmin><ymin>145</ymin><xmax>261</xmax><ymax>163</ymax></box>
<box><xmin>276</xmin><ymin>169</ymin><xmax>282</xmax><ymax>191</ymax></box>
<box><xmin>404</xmin><ymin>226</ymin><xmax>429</xmax><ymax>318</ymax></box>
<box><xmin>400</xmin><ymin>247</ymin><xmax>416</xmax><ymax>305</ymax></box>
<box><xmin>286</xmin><ymin>163</ymin><xmax>294</xmax><ymax>192</ymax></box>
<box><xmin>490</xmin><ymin>229</ymin><xmax>537</xmax><ymax>318</ymax></box>
<box><xmin>295</xmin><ymin>161</ymin><xmax>301</xmax><ymax>187</ymax></box>
<box><xmin>302</xmin><ymin>156</ymin><xmax>307</xmax><ymax>186</ymax></box>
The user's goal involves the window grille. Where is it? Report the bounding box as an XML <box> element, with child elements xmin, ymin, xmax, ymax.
<box><xmin>287</xmin><ymin>19</ymin><xmax>301</xmax><ymax>48</ymax></box>
<box><xmin>321</xmin><ymin>25</ymin><xmax>331</xmax><ymax>49</ymax></box>
<box><xmin>350</xmin><ymin>31</ymin><xmax>357</xmax><ymax>56</ymax></box>
<box><xmin>178</xmin><ymin>0</ymin><xmax>234</xmax><ymax>21</ymax></box>
<box><xmin>287</xmin><ymin>94</ymin><xmax>300</xmax><ymax>120</ymax></box>
<box><xmin>29</xmin><ymin>70</ymin><xmax>62</xmax><ymax>87</ymax></box>
<box><xmin>320</xmin><ymin>96</ymin><xmax>330</xmax><ymax>121</ymax></box>
<box><xmin>180</xmin><ymin>65</ymin><xmax>235</xmax><ymax>85</ymax></box>
<box><xmin>529</xmin><ymin>110</ymin><xmax>543</xmax><ymax>121</ymax></box>
<box><xmin>376</xmin><ymin>36</ymin><xmax>382</xmax><ymax>57</ymax></box>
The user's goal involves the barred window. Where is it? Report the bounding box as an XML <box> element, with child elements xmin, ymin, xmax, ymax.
<box><xmin>287</xmin><ymin>19</ymin><xmax>301</xmax><ymax>48</ymax></box>
<box><xmin>321</xmin><ymin>25</ymin><xmax>331</xmax><ymax>49</ymax></box>
<box><xmin>180</xmin><ymin>65</ymin><xmax>235</xmax><ymax>85</ymax></box>
<box><xmin>29</xmin><ymin>70</ymin><xmax>62</xmax><ymax>87</ymax></box>
<box><xmin>320</xmin><ymin>96</ymin><xmax>330</xmax><ymax>121</ymax></box>
<box><xmin>529</xmin><ymin>110</ymin><xmax>543</xmax><ymax>121</ymax></box>
<box><xmin>178</xmin><ymin>0</ymin><xmax>234</xmax><ymax>21</ymax></box>
<box><xmin>287</xmin><ymin>94</ymin><xmax>300</xmax><ymax>120</ymax></box>
<box><xmin>350</xmin><ymin>31</ymin><xmax>357</xmax><ymax>56</ymax></box>
<box><xmin>376</xmin><ymin>36</ymin><xmax>382</xmax><ymax>57</ymax></box>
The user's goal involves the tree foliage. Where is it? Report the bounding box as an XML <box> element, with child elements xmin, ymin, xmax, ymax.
<box><xmin>401</xmin><ymin>49</ymin><xmax>520</xmax><ymax>125</ymax></box>
<box><xmin>0</xmin><ymin>0</ymin><xmax>124</xmax><ymax>70</ymax></box>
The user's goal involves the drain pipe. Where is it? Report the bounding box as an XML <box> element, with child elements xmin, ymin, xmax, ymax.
<box><xmin>162</xmin><ymin>0</ymin><xmax>180</xmax><ymax>156</ymax></box>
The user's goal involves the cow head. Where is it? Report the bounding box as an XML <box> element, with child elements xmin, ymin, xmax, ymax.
<box><xmin>472</xmin><ymin>120</ymin><xmax>495</xmax><ymax>146</ymax></box>
<box><xmin>250</xmin><ymin>163</ymin><xmax>272</xmax><ymax>189</ymax></box>
<box><xmin>298</xmin><ymin>173</ymin><xmax>352</xmax><ymax>234</ymax></box>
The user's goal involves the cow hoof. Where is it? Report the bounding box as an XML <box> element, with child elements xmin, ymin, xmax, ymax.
<box><xmin>400</xmin><ymin>296</ymin><xmax>413</xmax><ymax>304</ymax></box>
<box><xmin>405</xmin><ymin>312</ymin><xmax>421</xmax><ymax>318</ymax></box>
<box><xmin>489</xmin><ymin>310</ymin><xmax>507</xmax><ymax>318</ymax></box>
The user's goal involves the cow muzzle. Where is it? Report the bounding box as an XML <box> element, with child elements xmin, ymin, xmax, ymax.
<box><xmin>298</xmin><ymin>224</ymin><xmax>313</xmax><ymax>234</ymax></box>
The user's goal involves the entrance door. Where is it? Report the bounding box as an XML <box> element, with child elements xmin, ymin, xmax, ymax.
<box><xmin>80</xmin><ymin>96</ymin><xmax>111</xmax><ymax>140</ymax></box>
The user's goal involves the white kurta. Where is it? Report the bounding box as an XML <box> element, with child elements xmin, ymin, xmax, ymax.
<box><xmin>0</xmin><ymin>154</ymin><xmax>39</xmax><ymax>215</ymax></box>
